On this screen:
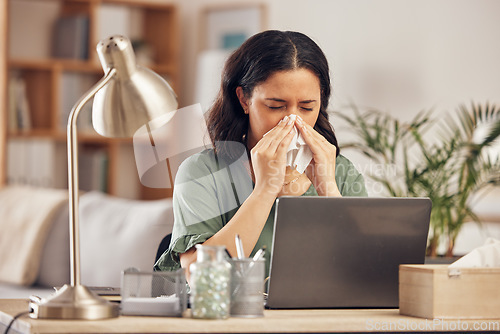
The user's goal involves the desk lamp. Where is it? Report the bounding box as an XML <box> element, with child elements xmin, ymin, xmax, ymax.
<box><xmin>29</xmin><ymin>35</ymin><xmax>178</xmax><ymax>320</ymax></box>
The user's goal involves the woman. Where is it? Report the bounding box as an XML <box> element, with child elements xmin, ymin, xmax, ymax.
<box><xmin>155</xmin><ymin>30</ymin><xmax>367</xmax><ymax>280</ymax></box>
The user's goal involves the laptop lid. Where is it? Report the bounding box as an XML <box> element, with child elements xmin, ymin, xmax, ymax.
<box><xmin>266</xmin><ymin>196</ymin><xmax>431</xmax><ymax>309</ymax></box>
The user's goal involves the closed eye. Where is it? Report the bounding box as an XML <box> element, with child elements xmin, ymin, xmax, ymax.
<box><xmin>267</xmin><ymin>105</ymin><xmax>286</xmax><ymax>110</ymax></box>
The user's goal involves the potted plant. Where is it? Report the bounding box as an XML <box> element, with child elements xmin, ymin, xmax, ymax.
<box><xmin>336</xmin><ymin>102</ymin><xmax>500</xmax><ymax>257</ymax></box>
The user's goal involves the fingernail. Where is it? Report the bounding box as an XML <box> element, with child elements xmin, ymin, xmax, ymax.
<box><xmin>287</xmin><ymin>117</ymin><xmax>294</xmax><ymax>125</ymax></box>
<box><xmin>282</xmin><ymin>116</ymin><xmax>289</xmax><ymax>124</ymax></box>
<box><xmin>296</xmin><ymin>116</ymin><xmax>302</xmax><ymax>124</ymax></box>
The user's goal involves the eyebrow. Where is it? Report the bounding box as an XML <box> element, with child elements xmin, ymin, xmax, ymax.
<box><xmin>265</xmin><ymin>98</ymin><xmax>317</xmax><ymax>103</ymax></box>
<box><xmin>265</xmin><ymin>98</ymin><xmax>286</xmax><ymax>103</ymax></box>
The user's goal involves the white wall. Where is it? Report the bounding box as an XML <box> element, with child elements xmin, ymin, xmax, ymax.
<box><xmin>176</xmin><ymin>0</ymin><xmax>500</xmax><ymax>121</ymax></box>
<box><xmin>269</xmin><ymin>0</ymin><xmax>500</xmax><ymax>117</ymax></box>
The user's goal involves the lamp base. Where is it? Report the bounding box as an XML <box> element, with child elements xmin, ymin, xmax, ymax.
<box><xmin>29</xmin><ymin>284</ymin><xmax>119</xmax><ymax>320</ymax></box>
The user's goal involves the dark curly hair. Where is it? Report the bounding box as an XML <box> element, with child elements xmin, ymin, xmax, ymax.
<box><xmin>206</xmin><ymin>30</ymin><xmax>339</xmax><ymax>159</ymax></box>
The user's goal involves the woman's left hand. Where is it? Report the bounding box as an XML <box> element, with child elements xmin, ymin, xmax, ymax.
<box><xmin>295</xmin><ymin>116</ymin><xmax>341</xmax><ymax>197</ymax></box>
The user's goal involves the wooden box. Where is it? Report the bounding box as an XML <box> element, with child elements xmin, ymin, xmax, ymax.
<box><xmin>399</xmin><ymin>264</ymin><xmax>500</xmax><ymax>319</ymax></box>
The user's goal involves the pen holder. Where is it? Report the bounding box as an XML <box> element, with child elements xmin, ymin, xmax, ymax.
<box><xmin>230</xmin><ymin>258</ymin><xmax>265</xmax><ymax>317</ymax></box>
<box><xmin>120</xmin><ymin>268</ymin><xmax>187</xmax><ymax>317</ymax></box>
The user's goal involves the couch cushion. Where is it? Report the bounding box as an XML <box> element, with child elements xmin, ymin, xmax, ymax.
<box><xmin>0</xmin><ymin>282</ymin><xmax>57</xmax><ymax>299</ymax></box>
<box><xmin>0</xmin><ymin>186</ymin><xmax>68</xmax><ymax>286</ymax></box>
<box><xmin>35</xmin><ymin>203</ymin><xmax>70</xmax><ymax>288</ymax></box>
<box><xmin>79</xmin><ymin>192</ymin><xmax>174</xmax><ymax>288</ymax></box>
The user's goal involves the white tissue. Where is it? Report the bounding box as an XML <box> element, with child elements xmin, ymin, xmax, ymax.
<box><xmin>121</xmin><ymin>295</ymin><xmax>181</xmax><ymax>316</ymax></box>
<box><xmin>448</xmin><ymin>238</ymin><xmax>500</xmax><ymax>268</ymax></box>
<box><xmin>286</xmin><ymin>115</ymin><xmax>313</xmax><ymax>174</ymax></box>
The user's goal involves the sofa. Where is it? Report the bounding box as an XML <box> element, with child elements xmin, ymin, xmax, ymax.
<box><xmin>0</xmin><ymin>186</ymin><xmax>174</xmax><ymax>299</ymax></box>
<box><xmin>1</xmin><ymin>185</ymin><xmax>499</xmax><ymax>300</ymax></box>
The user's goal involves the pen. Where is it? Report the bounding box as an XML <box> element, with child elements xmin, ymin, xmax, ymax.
<box><xmin>241</xmin><ymin>246</ymin><xmax>266</xmax><ymax>278</ymax></box>
<box><xmin>232</xmin><ymin>247</ymin><xmax>267</xmax><ymax>297</ymax></box>
<box><xmin>224</xmin><ymin>247</ymin><xmax>232</xmax><ymax>259</ymax></box>
<box><xmin>235</xmin><ymin>234</ymin><xmax>245</xmax><ymax>259</ymax></box>
<box><xmin>252</xmin><ymin>246</ymin><xmax>266</xmax><ymax>262</ymax></box>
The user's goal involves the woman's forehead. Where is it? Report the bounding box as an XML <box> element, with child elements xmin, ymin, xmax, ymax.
<box><xmin>252</xmin><ymin>69</ymin><xmax>321</xmax><ymax>99</ymax></box>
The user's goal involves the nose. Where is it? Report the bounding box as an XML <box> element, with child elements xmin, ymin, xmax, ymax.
<box><xmin>284</xmin><ymin>107</ymin><xmax>299</xmax><ymax>117</ymax></box>
<box><xmin>283</xmin><ymin>112</ymin><xmax>300</xmax><ymax>125</ymax></box>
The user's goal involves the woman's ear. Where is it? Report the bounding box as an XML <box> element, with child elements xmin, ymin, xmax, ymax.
<box><xmin>235</xmin><ymin>87</ymin><xmax>250</xmax><ymax>114</ymax></box>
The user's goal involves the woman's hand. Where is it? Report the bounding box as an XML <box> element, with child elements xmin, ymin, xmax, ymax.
<box><xmin>250</xmin><ymin>115</ymin><xmax>296</xmax><ymax>198</ymax></box>
<box><xmin>295</xmin><ymin>116</ymin><xmax>341</xmax><ymax>197</ymax></box>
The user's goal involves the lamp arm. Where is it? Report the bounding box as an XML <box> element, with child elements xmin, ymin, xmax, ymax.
<box><xmin>67</xmin><ymin>68</ymin><xmax>117</xmax><ymax>286</ymax></box>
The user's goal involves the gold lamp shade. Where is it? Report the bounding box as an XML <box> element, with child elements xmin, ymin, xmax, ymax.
<box><xmin>93</xmin><ymin>35</ymin><xmax>178</xmax><ymax>137</ymax></box>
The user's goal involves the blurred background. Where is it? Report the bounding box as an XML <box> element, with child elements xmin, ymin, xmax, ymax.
<box><xmin>3</xmin><ymin>0</ymin><xmax>500</xmax><ymax>255</ymax></box>
<box><xmin>10</xmin><ymin>0</ymin><xmax>500</xmax><ymax>115</ymax></box>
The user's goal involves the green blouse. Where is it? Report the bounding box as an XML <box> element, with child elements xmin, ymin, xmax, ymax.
<box><xmin>155</xmin><ymin>148</ymin><xmax>368</xmax><ymax>277</ymax></box>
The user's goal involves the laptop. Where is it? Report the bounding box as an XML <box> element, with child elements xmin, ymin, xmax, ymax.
<box><xmin>266</xmin><ymin>196</ymin><xmax>431</xmax><ymax>309</ymax></box>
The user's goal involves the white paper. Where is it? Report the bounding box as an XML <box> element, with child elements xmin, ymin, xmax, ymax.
<box><xmin>449</xmin><ymin>238</ymin><xmax>500</xmax><ymax>268</ymax></box>
<box><xmin>121</xmin><ymin>296</ymin><xmax>180</xmax><ymax>316</ymax></box>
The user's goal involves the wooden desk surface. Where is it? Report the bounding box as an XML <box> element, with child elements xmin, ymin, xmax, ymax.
<box><xmin>1</xmin><ymin>299</ymin><xmax>499</xmax><ymax>333</ymax></box>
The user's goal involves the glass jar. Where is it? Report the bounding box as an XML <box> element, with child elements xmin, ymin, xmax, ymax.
<box><xmin>189</xmin><ymin>244</ymin><xmax>231</xmax><ymax>319</ymax></box>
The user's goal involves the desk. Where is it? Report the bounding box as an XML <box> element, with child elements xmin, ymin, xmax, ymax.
<box><xmin>1</xmin><ymin>299</ymin><xmax>499</xmax><ymax>333</ymax></box>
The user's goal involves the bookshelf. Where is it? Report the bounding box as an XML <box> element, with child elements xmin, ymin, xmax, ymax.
<box><xmin>0</xmin><ymin>0</ymin><xmax>6</xmax><ymax>189</ymax></box>
<box><xmin>1</xmin><ymin>0</ymin><xmax>179</xmax><ymax>199</ymax></box>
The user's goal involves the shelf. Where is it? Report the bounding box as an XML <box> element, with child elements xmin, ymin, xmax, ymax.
<box><xmin>8</xmin><ymin>130</ymin><xmax>132</xmax><ymax>144</ymax></box>
<box><xmin>2</xmin><ymin>0</ymin><xmax>179</xmax><ymax>199</ymax></box>
<box><xmin>9</xmin><ymin>59</ymin><xmax>176</xmax><ymax>75</ymax></box>
<box><xmin>101</xmin><ymin>0</ymin><xmax>176</xmax><ymax>9</ymax></box>
<box><xmin>9</xmin><ymin>59</ymin><xmax>102</xmax><ymax>73</ymax></box>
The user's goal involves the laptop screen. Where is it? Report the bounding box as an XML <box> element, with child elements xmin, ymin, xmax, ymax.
<box><xmin>266</xmin><ymin>196</ymin><xmax>431</xmax><ymax>309</ymax></box>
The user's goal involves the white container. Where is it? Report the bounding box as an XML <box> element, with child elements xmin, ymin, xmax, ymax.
<box><xmin>121</xmin><ymin>268</ymin><xmax>187</xmax><ymax>317</ymax></box>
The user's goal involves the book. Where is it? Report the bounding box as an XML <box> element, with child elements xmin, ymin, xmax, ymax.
<box><xmin>7</xmin><ymin>139</ymin><xmax>60</xmax><ymax>188</ymax></box>
<box><xmin>15</xmin><ymin>76</ymin><xmax>32</xmax><ymax>131</ymax></box>
<box><xmin>59</xmin><ymin>72</ymin><xmax>95</xmax><ymax>132</ymax></box>
<box><xmin>7</xmin><ymin>74</ymin><xmax>32</xmax><ymax>131</ymax></box>
<box><xmin>52</xmin><ymin>15</ymin><xmax>89</xmax><ymax>59</ymax></box>
<box><xmin>7</xmin><ymin>139</ymin><xmax>26</xmax><ymax>185</ymax></box>
<box><xmin>79</xmin><ymin>148</ymin><xmax>109</xmax><ymax>192</ymax></box>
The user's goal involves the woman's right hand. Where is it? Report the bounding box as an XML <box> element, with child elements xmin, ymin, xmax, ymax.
<box><xmin>250</xmin><ymin>115</ymin><xmax>296</xmax><ymax>198</ymax></box>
